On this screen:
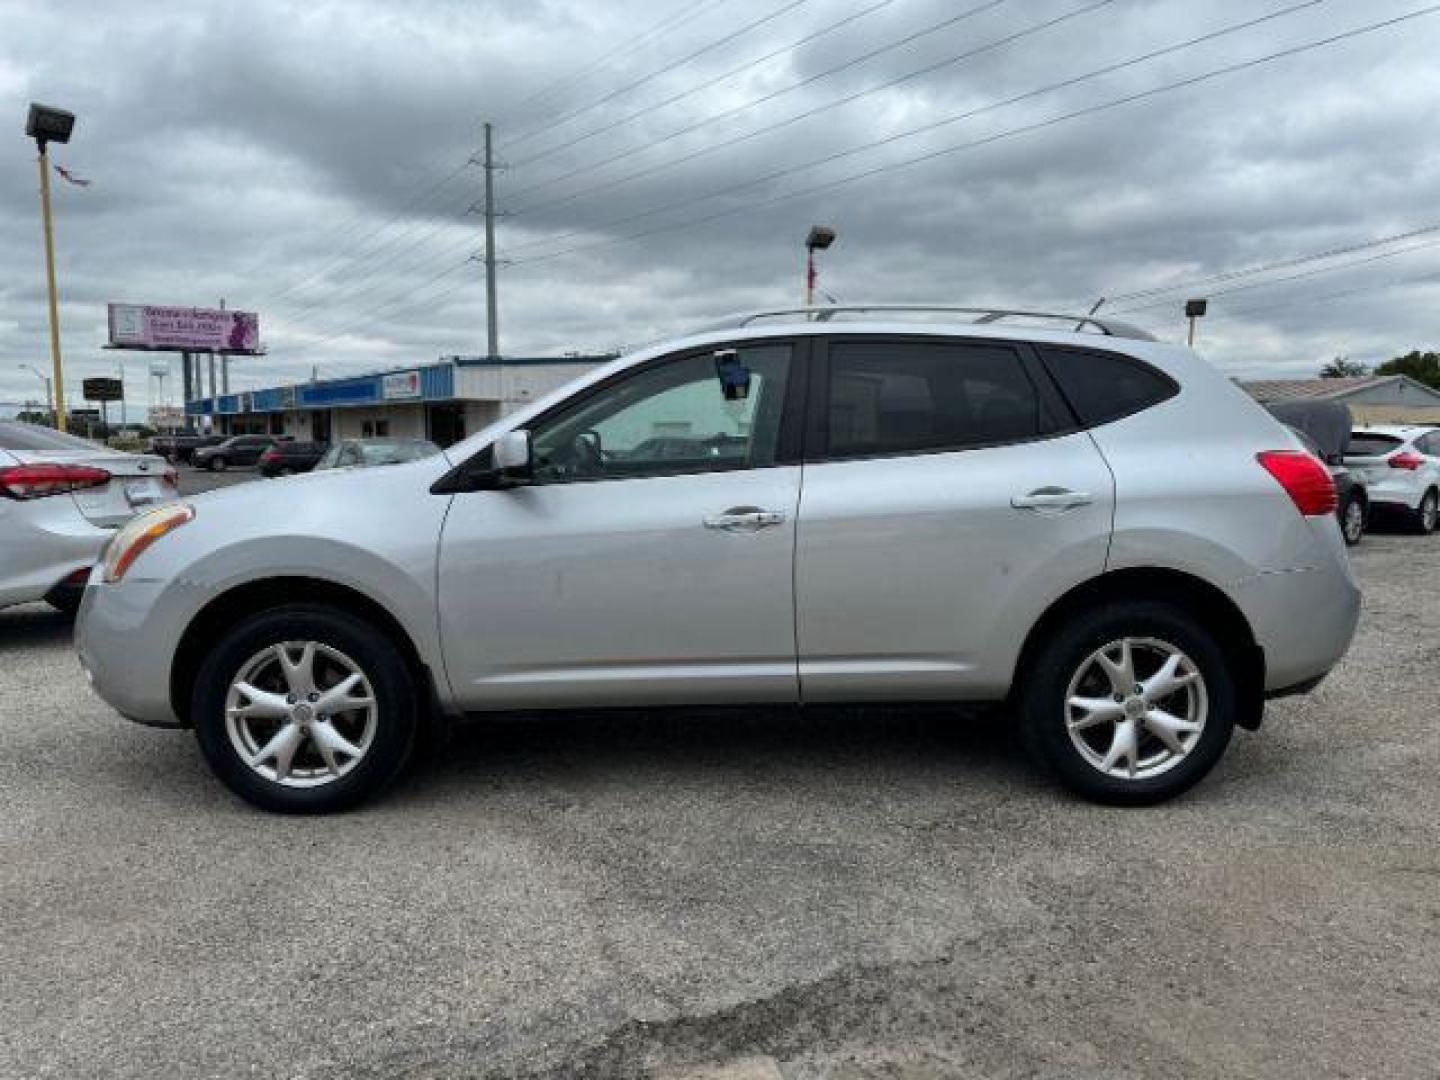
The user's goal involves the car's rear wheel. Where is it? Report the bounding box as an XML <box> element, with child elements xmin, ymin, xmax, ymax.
<box><xmin>192</xmin><ymin>605</ymin><xmax>418</xmax><ymax>813</ymax></box>
<box><xmin>209</xmin><ymin>456</ymin><xmax>227</xmax><ymax>472</ymax></box>
<box><xmin>1020</xmin><ymin>601</ymin><xmax>1236</xmax><ymax>805</ymax></box>
<box><xmin>1412</xmin><ymin>489</ymin><xmax>1439</xmax><ymax>535</ymax></box>
<box><xmin>1341</xmin><ymin>495</ymin><xmax>1366</xmax><ymax>546</ymax></box>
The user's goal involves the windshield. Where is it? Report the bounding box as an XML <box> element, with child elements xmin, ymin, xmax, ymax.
<box><xmin>0</xmin><ymin>421</ymin><xmax>106</xmax><ymax>454</ymax></box>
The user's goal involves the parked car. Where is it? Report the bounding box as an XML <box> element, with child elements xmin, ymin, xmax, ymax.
<box><xmin>1</xmin><ymin>420</ymin><xmax>177</xmax><ymax>614</ymax></box>
<box><xmin>259</xmin><ymin>441</ymin><xmax>328</xmax><ymax>478</ymax></box>
<box><xmin>149</xmin><ymin>433</ymin><xmax>223</xmax><ymax>464</ymax></box>
<box><xmin>1264</xmin><ymin>400</ymin><xmax>1369</xmax><ymax>546</ymax></box>
<box><xmin>76</xmin><ymin>306</ymin><xmax>1360</xmax><ymax>813</ymax></box>
<box><xmin>193</xmin><ymin>434</ymin><xmax>290</xmax><ymax>472</ymax></box>
<box><xmin>1342</xmin><ymin>424</ymin><xmax>1440</xmax><ymax>534</ymax></box>
<box><xmin>313</xmin><ymin>438</ymin><xmax>440</xmax><ymax>471</ymax></box>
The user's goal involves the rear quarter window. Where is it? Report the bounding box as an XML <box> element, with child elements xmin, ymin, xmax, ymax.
<box><xmin>1036</xmin><ymin>346</ymin><xmax>1178</xmax><ymax>428</ymax></box>
<box><xmin>1348</xmin><ymin>433</ymin><xmax>1403</xmax><ymax>456</ymax></box>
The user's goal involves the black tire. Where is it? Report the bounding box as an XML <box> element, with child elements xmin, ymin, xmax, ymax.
<box><xmin>1020</xmin><ymin>601</ymin><xmax>1237</xmax><ymax>805</ymax></box>
<box><xmin>278</xmin><ymin>466</ymin><xmax>295</xmax><ymax>477</ymax></box>
<box><xmin>209</xmin><ymin>456</ymin><xmax>227</xmax><ymax>472</ymax></box>
<box><xmin>192</xmin><ymin>604</ymin><xmax>419</xmax><ymax>813</ymax></box>
<box><xmin>1340</xmin><ymin>495</ymin><xmax>1366</xmax><ymax>546</ymax></box>
<box><xmin>1410</xmin><ymin>489</ymin><xmax>1438</xmax><ymax>535</ymax></box>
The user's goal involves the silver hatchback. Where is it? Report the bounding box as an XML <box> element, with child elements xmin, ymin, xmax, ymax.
<box><xmin>76</xmin><ymin>307</ymin><xmax>1360</xmax><ymax>812</ymax></box>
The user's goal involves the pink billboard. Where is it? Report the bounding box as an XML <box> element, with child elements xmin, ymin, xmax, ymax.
<box><xmin>107</xmin><ymin>303</ymin><xmax>260</xmax><ymax>352</ymax></box>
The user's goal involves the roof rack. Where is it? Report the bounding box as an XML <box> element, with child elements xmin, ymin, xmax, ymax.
<box><xmin>697</xmin><ymin>305</ymin><xmax>1157</xmax><ymax>342</ymax></box>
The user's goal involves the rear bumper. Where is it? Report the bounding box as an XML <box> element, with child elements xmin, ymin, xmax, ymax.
<box><xmin>0</xmin><ymin>498</ymin><xmax>109</xmax><ymax>610</ymax></box>
<box><xmin>1364</xmin><ymin>476</ymin><xmax>1427</xmax><ymax>510</ymax></box>
<box><xmin>1231</xmin><ymin>563</ymin><xmax>1360</xmax><ymax>693</ymax></box>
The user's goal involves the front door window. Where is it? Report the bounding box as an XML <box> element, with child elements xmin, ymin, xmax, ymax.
<box><xmin>528</xmin><ymin>344</ymin><xmax>792</xmax><ymax>483</ymax></box>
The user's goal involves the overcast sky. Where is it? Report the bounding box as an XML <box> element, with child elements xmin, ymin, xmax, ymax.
<box><xmin>2</xmin><ymin>0</ymin><xmax>1439</xmax><ymax>411</ymax></box>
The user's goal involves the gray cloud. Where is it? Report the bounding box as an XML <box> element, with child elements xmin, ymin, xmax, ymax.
<box><xmin>3</xmin><ymin>0</ymin><xmax>1439</xmax><ymax>409</ymax></box>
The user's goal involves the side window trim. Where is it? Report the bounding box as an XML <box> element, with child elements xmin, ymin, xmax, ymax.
<box><xmin>804</xmin><ymin>333</ymin><xmax>1077</xmax><ymax>464</ymax></box>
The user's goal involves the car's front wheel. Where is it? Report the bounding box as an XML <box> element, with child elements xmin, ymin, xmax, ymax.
<box><xmin>1020</xmin><ymin>601</ymin><xmax>1236</xmax><ymax>805</ymax></box>
<box><xmin>208</xmin><ymin>456</ymin><xmax>227</xmax><ymax>472</ymax></box>
<box><xmin>192</xmin><ymin>605</ymin><xmax>419</xmax><ymax>813</ymax></box>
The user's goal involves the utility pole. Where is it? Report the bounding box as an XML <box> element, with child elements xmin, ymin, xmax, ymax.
<box><xmin>483</xmin><ymin>122</ymin><xmax>499</xmax><ymax>360</ymax></box>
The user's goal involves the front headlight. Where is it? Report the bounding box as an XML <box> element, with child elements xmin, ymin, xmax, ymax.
<box><xmin>101</xmin><ymin>504</ymin><xmax>196</xmax><ymax>583</ymax></box>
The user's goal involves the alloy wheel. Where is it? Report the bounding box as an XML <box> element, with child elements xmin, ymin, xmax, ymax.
<box><xmin>224</xmin><ymin>641</ymin><xmax>378</xmax><ymax>788</ymax></box>
<box><xmin>1423</xmin><ymin>493</ymin><xmax>1438</xmax><ymax>533</ymax></box>
<box><xmin>1064</xmin><ymin>637</ymin><xmax>1208</xmax><ymax>781</ymax></box>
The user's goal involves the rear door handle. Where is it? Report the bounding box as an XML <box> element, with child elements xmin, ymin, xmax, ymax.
<box><xmin>1011</xmin><ymin>488</ymin><xmax>1093</xmax><ymax>512</ymax></box>
<box><xmin>703</xmin><ymin>507</ymin><xmax>787</xmax><ymax>532</ymax></box>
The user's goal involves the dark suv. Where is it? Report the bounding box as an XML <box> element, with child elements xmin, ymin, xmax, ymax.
<box><xmin>258</xmin><ymin>441</ymin><xmax>328</xmax><ymax>477</ymax></box>
<box><xmin>193</xmin><ymin>434</ymin><xmax>289</xmax><ymax>472</ymax></box>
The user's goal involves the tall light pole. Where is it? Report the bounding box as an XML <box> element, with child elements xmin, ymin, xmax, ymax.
<box><xmin>18</xmin><ymin>363</ymin><xmax>53</xmax><ymax>425</ymax></box>
<box><xmin>804</xmin><ymin>225</ymin><xmax>837</xmax><ymax>308</ymax></box>
<box><xmin>26</xmin><ymin>103</ymin><xmax>75</xmax><ymax>432</ymax></box>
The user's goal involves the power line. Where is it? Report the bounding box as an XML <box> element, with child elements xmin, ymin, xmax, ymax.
<box><xmin>279</xmin><ymin>259</ymin><xmax>478</xmax><ymax>362</ymax></box>
<box><xmin>504</xmin><ymin>4</ymin><xmax>1440</xmax><ymax>269</ymax></box>
<box><xmin>506</xmin><ymin>0</ymin><xmax>1099</xmax><ymax>222</ymax></box>
<box><xmin>1227</xmin><ymin>265</ymin><xmax>1440</xmax><ymax>318</ymax></box>
<box><xmin>1110</xmin><ymin>234</ymin><xmax>1440</xmax><ymax>314</ymax></box>
<box><xmin>250</xmin><ymin>157</ymin><xmax>475</xmax><ymax>311</ymax></box>
<box><xmin>506</xmin><ymin>0</ymin><xmax>900</xmax><ymax>175</ymax></box>
<box><xmin>273</xmin><ymin>205</ymin><xmax>480</xmax><ymax>332</ymax></box>
<box><xmin>501</xmin><ymin>0</ymin><xmax>819</xmax><ymax>152</ymax></box>
<box><xmin>252</xmin><ymin>1</ymin><xmax>733</xmax><ymax>308</ymax></box>
<box><xmin>504</xmin><ymin>0</ymin><xmax>1330</xmax><ymax>261</ymax></box>
<box><xmin>1100</xmin><ymin>222</ymin><xmax>1440</xmax><ymax>305</ymax></box>
<box><xmin>499</xmin><ymin>0</ymin><xmax>732</xmax><ymax>124</ymax></box>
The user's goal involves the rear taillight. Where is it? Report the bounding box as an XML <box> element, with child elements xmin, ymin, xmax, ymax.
<box><xmin>1388</xmin><ymin>451</ymin><xmax>1425</xmax><ymax>471</ymax></box>
<box><xmin>0</xmin><ymin>464</ymin><xmax>111</xmax><ymax>500</ymax></box>
<box><xmin>1257</xmin><ymin>451</ymin><xmax>1337</xmax><ymax>517</ymax></box>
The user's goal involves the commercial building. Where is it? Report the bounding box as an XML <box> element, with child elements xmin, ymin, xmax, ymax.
<box><xmin>186</xmin><ymin>353</ymin><xmax>615</xmax><ymax>446</ymax></box>
<box><xmin>1239</xmin><ymin>375</ymin><xmax>1440</xmax><ymax>425</ymax></box>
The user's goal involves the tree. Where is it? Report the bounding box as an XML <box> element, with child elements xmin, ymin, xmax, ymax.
<box><xmin>1374</xmin><ymin>351</ymin><xmax>1440</xmax><ymax>391</ymax></box>
<box><xmin>1319</xmin><ymin>356</ymin><xmax>1369</xmax><ymax>379</ymax></box>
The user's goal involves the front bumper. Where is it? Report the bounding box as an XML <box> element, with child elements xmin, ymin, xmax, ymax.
<box><xmin>75</xmin><ymin>576</ymin><xmax>191</xmax><ymax>728</ymax></box>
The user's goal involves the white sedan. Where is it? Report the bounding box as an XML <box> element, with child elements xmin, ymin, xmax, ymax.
<box><xmin>1344</xmin><ymin>424</ymin><xmax>1440</xmax><ymax>534</ymax></box>
<box><xmin>0</xmin><ymin>421</ymin><xmax>177</xmax><ymax>613</ymax></box>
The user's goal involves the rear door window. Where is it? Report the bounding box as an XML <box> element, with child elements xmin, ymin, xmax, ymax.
<box><xmin>1348</xmin><ymin>433</ymin><xmax>1402</xmax><ymax>457</ymax></box>
<box><xmin>1036</xmin><ymin>346</ymin><xmax>1177</xmax><ymax>427</ymax></box>
<box><xmin>821</xmin><ymin>341</ymin><xmax>1052</xmax><ymax>458</ymax></box>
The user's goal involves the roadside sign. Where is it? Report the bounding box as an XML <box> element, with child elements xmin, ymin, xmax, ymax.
<box><xmin>83</xmin><ymin>377</ymin><xmax>124</xmax><ymax>402</ymax></box>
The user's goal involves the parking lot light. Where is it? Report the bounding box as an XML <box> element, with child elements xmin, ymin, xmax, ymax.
<box><xmin>26</xmin><ymin>103</ymin><xmax>75</xmax><ymax>432</ymax></box>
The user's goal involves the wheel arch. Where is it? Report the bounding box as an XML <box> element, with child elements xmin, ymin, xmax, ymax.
<box><xmin>1011</xmin><ymin>567</ymin><xmax>1266</xmax><ymax>730</ymax></box>
<box><xmin>169</xmin><ymin>576</ymin><xmax>436</xmax><ymax>728</ymax></box>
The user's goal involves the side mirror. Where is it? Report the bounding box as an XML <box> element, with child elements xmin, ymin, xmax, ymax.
<box><xmin>493</xmin><ymin>429</ymin><xmax>533</xmax><ymax>480</ymax></box>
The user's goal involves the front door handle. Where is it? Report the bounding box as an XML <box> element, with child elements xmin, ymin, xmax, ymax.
<box><xmin>703</xmin><ymin>506</ymin><xmax>787</xmax><ymax>532</ymax></box>
<box><xmin>1011</xmin><ymin>488</ymin><xmax>1094</xmax><ymax>512</ymax></box>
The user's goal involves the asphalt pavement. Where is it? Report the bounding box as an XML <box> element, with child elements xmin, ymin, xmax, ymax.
<box><xmin>2</xmin><ymin>530</ymin><xmax>1437</xmax><ymax>1078</ymax></box>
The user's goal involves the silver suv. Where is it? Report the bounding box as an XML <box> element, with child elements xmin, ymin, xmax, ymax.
<box><xmin>76</xmin><ymin>306</ymin><xmax>1361</xmax><ymax>813</ymax></box>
